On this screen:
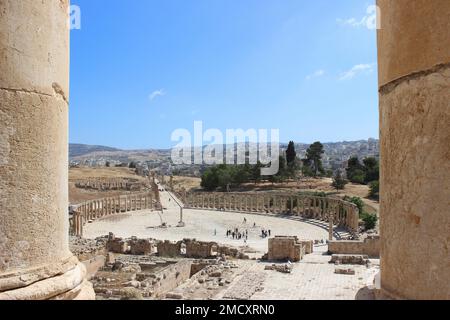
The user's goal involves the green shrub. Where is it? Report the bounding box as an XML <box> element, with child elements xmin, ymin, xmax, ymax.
<box><xmin>331</xmin><ymin>171</ymin><xmax>348</xmax><ymax>190</ymax></box>
<box><xmin>361</xmin><ymin>213</ymin><xmax>378</xmax><ymax>230</ymax></box>
<box><xmin>368</xmin><ymin>180</ymin><xmax>380</xmax><ymax>200</ymax></box>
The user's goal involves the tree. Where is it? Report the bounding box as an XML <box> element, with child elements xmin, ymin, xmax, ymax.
<box><xmin>368</xmin><ymin>180</ymin><xmax>379</xmax><ymax>200</ymax></box>
<box><xmin>278</xmin><ymin>155</ymin><xmax>286</xmax><ymax>174</ymax></box>
<box><xmin>331</xmin><ymin>171</ymin><xmax>348</xmax><ymax>190</ymax></box>
<box><xmin>344</xmin><ymin>196</ymin><xmax>365</xmax><ymax>214</ymax></box>
<box><xmin>286</xmin><ymin>141</ymin><xmax>297</xmax><ymax>166</ymax></box>
<box><xmin>201</xmin><ymin>167</ymin><xmax>219</xmax><ymax>191</ymax></box>
<box><xmin>301</xmin><ymin>163</ymin><xmax>314</xmax><ymax>177</ymax></box>
<box><xmin>233</xmin><ymin>164</ymin><xmax>252</xmax><ymax>186</ymax></box>
<box><xmin>346</xmin><ymin>157</ymin><xmax>364</xmax><ymax>183</ymax></box>
<box><xmin>129</xmin><ymin>161</ymin><xmax>137</xmax><ymax>169</ymax></box>
<box><xmin>363</xmin><ymin>157</ymin><xmax>379</xmax><ymax>183</ymax></box>
<box><xmin>217</xmin><ymin>167</ymin><xmax>234</xmax><ymax>190</ymax></box>
<box><xmin>105</xmin><ymin>161</ymin><xmax>110</xmax><ymax>167</ymax></box>
<box><xmin>346</xmin><ymin>156</ymin><xmax>380</xmax><ymax>185</ymax></box>
<box><xmin>305</xmin><ymin>142</ymin><xmax>324</xmax><ymax>176</ymax></box>
<box><xmin>351</xmin><ymin>169</ymin><xmax>366</xmax><ymax>184</ymax></box>
<box><xmin>251</xmin><ymin>161</ymin><xmax>263</xmax><ymax>184</ymax></box>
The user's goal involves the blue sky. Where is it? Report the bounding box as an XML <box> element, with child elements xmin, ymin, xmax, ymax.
<box><xmin>70</xmin><ymin>0</ymin><xmax>379</xmax><ymax>149</ymax></box>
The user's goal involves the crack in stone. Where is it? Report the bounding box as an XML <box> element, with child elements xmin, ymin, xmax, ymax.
<box><xmin>0</xmin><ymin>86</ymin><xmax>68</xmax><ymax>104</ymax></box>
<box><xmin>379</xmin><ymin>62</ymin><xmax>450</xmax><ymax>95</ymax></box>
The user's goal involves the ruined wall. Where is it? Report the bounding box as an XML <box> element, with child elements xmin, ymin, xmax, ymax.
<box><xmin>185</xmin><ymin>240</ymin><xmax>215</xmax><ymax>259</ymax></box>
<box><xmin>299</xmin><ymin>240</ymin><xmax>314</xmax><ymax>255</ymax></box>
<box><xmin>157</xmin><ymin>241</ymin><xmax>182</xmax><ymax>258</ymax></box>
<box><xmin>377</xmin><ymin>0</ymin><xmax>450</xmax><ymax>299</ymax></box>
<box><xmin>105</xmin><ymin>234</ymin><xmax>154</xmax><ymax>255</ymax></box>
<box><xmin>328</xmin><ymin>236</ymin><xmax>380</xmax><ymax>258</ymax></box>
<box><xmin>129</xmin><ymin>238</ymin><xmax>154</xmax><ymax>255</ymax></box>
<box><xmin>267</xmin><ymin>236</ymin><xmax>306</xmax><ymax>262</ymax></box>
<box><xmin>152</xmin><ymin>260</ymin><xmax>192</xmax><ymax>298</ymax></box>
<box><xmin>74</xmin><ymin>178</ymin><xmax>144</xmax><ymax>191</ymax></box>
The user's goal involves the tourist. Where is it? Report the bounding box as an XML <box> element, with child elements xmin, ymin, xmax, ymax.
<box><xmin>268</xmin><ymin>229</ymin><xmax>271</xmax><ymax>237</ymax></box>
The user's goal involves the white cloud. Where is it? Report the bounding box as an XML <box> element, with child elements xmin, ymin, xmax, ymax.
<box><xmin>149</xmin><ymin>89</ymin><xmax>166</xmax><ymax>101</ymax></box>
<box><xmin>339</xmin><ymin>64</ymin><xmax>375</xmax><ymax>81</ymax></box>
<box><xmin>306</xmin><ymin>69</ymin><xmax>325</xmax><ymax>80</ymax></box>
<box><xmin>337</xmin><ymin>5</ymin><xmax>379</xmax><ymax>30</ymax></box>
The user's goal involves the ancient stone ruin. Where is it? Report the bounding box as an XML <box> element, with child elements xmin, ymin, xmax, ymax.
<box><xmin>266</xmin><ymin>236</ymin><xmax>313</xmax><ymax>262</ymax></box>
<box><xmin>181</xmin><ymin>191</ymin><xmax>360</xmax><ymax>239</ymax></box>
<box><xmin>71</xmin><ymin>192</ymin><xmax>160</xmax><ymax>237</ymax></box>
<box><xmin>74</xmin><ymin>178</ymin><xmax>145</xmax><ymax>192</ymax></box>
<box><xmin>328</xmin><ymin>235</ymin><xmax>380</xmax><ymax>258</ymax></box>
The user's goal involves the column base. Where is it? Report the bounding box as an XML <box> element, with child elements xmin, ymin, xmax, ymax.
<box><xmin>0</xmin><ymin>256</ymin><xmax>95</xmax><ymax>300</ymax></box>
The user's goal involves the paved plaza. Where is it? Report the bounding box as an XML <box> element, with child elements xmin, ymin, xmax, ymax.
<box><xmin>84</xmin><ymin>191</ymin><xmax>336</xmax><ymax>255</ymax></box>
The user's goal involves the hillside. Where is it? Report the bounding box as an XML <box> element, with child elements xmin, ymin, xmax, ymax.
<box><xmin>69</xmin><ymin>144</ymin><xmax>122</xmax><ymax>158</ymax></box>
<box><xmin>69</xmin><ymin>139</ymin><xmax>379</xmax><ymax>173</ymax></box>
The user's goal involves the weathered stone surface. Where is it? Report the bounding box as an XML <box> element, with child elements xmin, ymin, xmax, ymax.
<box><xmin>157</xmin><ymin>241</ymin><xmax>182</xmax><ymax>257</ymax></box>
<box><xmin>267</xmin><ymin>236</ymin><xmax>308</xmax><ymax>262</ymax></box>
<box><xmin>330</xmin><ymin>254</ymin><xmax>369</xmax><ymax>266</ymax></box>
<box><xmin>0</xmin><ymin>0</ymin><xmax>70</xmax><ymax>97</ymax></box>
<box><xmin>328</xmin><ymin>236</ymin><xmax>380</xmax><ymax>258</ymax></box>
<box><xmin>377</xmin><ymin>0</ymin><xmax>450</xmax><ymax>300</ymax></box>
<box><xmin>0</xmin><ymin>262</ymin><xmax>87</xmax><ymax>300</ymax></box>
<box><xmin>335</xmin><ymin>267</ymin><xmax>355</xmax><ymax>275</ymax></box>
<box><xmin>0</xmin><ymin>0</ymin><xmax>94</xmax><ymax>300</ymax></box>
<box><xmin>379</xmin><ymin>65</ymin><xmax>450</xmax><ymax>299</ymax></box>
<box><xmin>377</xmin><ymin>0</ymin><xmax>450</xmax><ymax>86</ymax></box>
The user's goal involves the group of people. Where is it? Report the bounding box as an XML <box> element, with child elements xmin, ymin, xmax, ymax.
<box><xmin>226</xmin><ymin>228</ymin><xmax>249</xmax><ymax>242</ymax></box>
<box><xmin>261</xmin><ymin>228</ymin><xmax>271</xmax><ymax>239</ymax></box>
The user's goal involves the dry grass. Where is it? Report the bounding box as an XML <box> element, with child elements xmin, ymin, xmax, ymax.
<box><xmin>169</xmin><ymin>176</ymin><xmax>202</xmax><ymax>191</ymax></box>
<box><xmin>69</xmin><ymin>167</ymin><xmax>148</xmax><ymax>204</ymax></box>
<box><xmin>69</xmin><ymin>167</ymin><xmax>146</xmax><ymax>181</ymax></box>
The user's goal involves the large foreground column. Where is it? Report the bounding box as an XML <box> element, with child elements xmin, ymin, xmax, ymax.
<box><xmin>0</xmin><ymin>0</ymin><xmax>94</xmax><ymax>299</ymax></box>
<box><xmin>377</xmin><ymin>0</ymin><xmax>450</xmax><ymax>300</ymax></box>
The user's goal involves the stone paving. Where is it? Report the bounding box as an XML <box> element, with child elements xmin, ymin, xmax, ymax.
<box><xmin>250</xmin><ymin>251</ymin><xmax>379</xmax><ymax>300</ymax></box>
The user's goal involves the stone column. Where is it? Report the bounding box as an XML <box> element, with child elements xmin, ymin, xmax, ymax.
<box><xmin>377</xmin><ymin>0</ymin><xmax>450</xmax><ymax>300</ymax></box>
<box><xmin>328</xmin><ymin>214</ymin><xmax>334</xmax><ymax>241</ymax></box>
<box><xmin>0</xmin><ymin>0</ymin><xmax>94</xmax><ymax>299</ymax></box>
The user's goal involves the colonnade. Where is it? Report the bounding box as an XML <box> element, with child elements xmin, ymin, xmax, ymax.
<box><xmin>182</xmin><ymin>192</ymin><xmax>359</xmax><ymax>236</ymax></box>
<box><xmin>71</xmin><ymin>193</ymin><xmax>157</xmax><ymax>237</ymax></box>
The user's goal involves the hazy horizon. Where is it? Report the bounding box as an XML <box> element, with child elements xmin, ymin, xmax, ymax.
<box><xmin>69</xmin><ymin>137</ymin><xmax>379</xmax><ymax>151</ymax></box>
